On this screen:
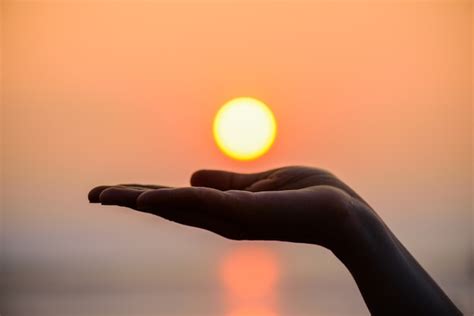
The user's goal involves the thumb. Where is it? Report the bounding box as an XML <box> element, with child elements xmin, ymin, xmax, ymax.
<box><xmin>190</xmin><ymin>168</ymin><xmax>277</xmax><ymax>190</ymax></box>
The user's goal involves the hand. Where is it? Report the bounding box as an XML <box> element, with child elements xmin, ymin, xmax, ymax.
<box><xmin>88</xmin><ymin>166</ymin><xmax>461</xmax><ymax>315</ymax></box>
<box><xmin>88</xmin><ymin>166</ymin><xmax>372</xmax><ymax>249</ymax></box>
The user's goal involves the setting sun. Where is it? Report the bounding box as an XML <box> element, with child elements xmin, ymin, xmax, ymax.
<box><xmin>213</xmin><ymin>97</ymin><xmax>277</xmax><ymax>161</ymax></box>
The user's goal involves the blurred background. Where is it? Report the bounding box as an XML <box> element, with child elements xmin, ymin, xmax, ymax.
<box><xmin>1</xmin><ymin>0</ymin><xmax>472</xmax><ymax>315</ymax></box>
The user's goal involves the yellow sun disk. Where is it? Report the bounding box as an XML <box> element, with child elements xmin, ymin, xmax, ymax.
<box><xmin>213</xmin><ymin>98</ymin><xmax>277</xmax><ymax>161</ymax></box>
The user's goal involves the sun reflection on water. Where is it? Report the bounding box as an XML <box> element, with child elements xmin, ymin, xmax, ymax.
<box><xmin>220</xmin><ymin>245</ymin><xmax>280</xmax><ymax>316</ymax></box>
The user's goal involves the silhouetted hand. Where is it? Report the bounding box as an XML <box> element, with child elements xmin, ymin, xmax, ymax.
<box><xmin>89</xmin><ymin>167</ymin><xmax>371</xmax><ymax>247</ymax></box>
<box><xmin>89</xmin><ymin>166</ymin><xmax>461</xmax><ymax>315</ymax></box>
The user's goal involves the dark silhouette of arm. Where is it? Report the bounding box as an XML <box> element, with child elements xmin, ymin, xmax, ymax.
<box><xmin>89</xmin><ymin>166</ymin><xmax>461</xmax><ymax>315</ymax></box>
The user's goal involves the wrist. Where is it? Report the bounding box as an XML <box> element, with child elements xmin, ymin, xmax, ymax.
<box><xmin>331</xmin><ymin>200</ymin><xmax>401</xmax><ymax>268</ymax></box>
<box><xmin>329</xmin><ymin>201</ymin><xmax>461</xmax><ymax>315</ymax></box>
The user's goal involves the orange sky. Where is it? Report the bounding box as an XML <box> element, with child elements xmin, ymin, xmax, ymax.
<box><xmin>1</xmin><ymin>1</ymin><xmax>472</xmax><ymax>315</ymax></box>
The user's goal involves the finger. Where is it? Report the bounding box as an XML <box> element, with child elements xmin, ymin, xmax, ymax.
<box><xmin>89</xmin><ymin>185</ymin><xmax>112</xmax><ymax>203</ymax></box>
<box><xmin>190</xmin><ymin>168</ymin><xmax>280</xmax><ymax>191</ymax></box>
<box><xmin>99</xmin><ymin>187</ymin><xmax>146</xmax><ymax>208</ymax></box>
<box><xmin>89</xmin><ymin>184</ymin><xmax>169</xmax><ymax>203</ymax></box>
<box><xmin>118</xmin><ymin>184</ymin><xmax>169</xmax><ymax>190</ymax></box>
<box><xmin>136</xmin><ymin>187</ymin><xmax>250</xmax><ymax>239</ymax></box>
<box><xmin>136</xmin><ymin>187</ymin><xmax>242</xmax><ymax>219</ymax></box>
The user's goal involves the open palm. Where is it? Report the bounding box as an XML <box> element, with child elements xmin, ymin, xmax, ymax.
<box><xmin>89</xmin><ymin>166</ymin><xmax>371</xmax><ymax>248</ymax></box>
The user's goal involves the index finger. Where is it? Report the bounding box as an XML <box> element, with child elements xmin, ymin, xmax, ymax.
<box><xmin>136</xmin><ymin>187</ymin><xmax>252</xmax><ymax>239</ymax></box>
<box><xmin>88</xmin><ymin>184</ymin><xmax>168</xmax><ymax>203</ymax></box>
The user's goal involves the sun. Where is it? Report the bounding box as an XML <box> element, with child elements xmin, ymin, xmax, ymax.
<box><xmin>213</xmin><ymin>97</ymin><xmax>277</xmax><ymax>161</ymax></box>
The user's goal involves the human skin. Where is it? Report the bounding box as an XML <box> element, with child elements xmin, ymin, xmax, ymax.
<box><xmin>88</xmin><ymin>166</ymin><xmax>461</xmax><ymax>315</ymax></box>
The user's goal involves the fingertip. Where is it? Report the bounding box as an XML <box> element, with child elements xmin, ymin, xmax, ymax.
<box><xmin>190</xmin><ymin>169</ymin><xmax>233</xmax><ymax>190</ymax></box>
<box><xmin>136</xmin><ymin>190</ymin><xmax>152</xmax><ymax>210</ymax></box>
<box><xmin>98</xmin><ymin>188</ymin><xmax>114</xmax><ymax>205</ymax></box>
<box><xmin>88</xmin><ymin>185</ymin><xmax>111</xmax><ymax>203</ymax></box>
<box><xmin>190</xmin><ymin>169</ymin><xmax>211</xmax><ymax>186</ymax></box>
<box><xmin>99</xmin><ymin>186</ymin><xmax>143</xmax><ymax>207</ymax></box>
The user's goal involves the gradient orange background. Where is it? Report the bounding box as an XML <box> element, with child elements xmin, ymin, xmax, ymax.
<box><xmin>1</xmin><ymin>1</ymin><xmax>472</xmax><ymax>315</ymax></box>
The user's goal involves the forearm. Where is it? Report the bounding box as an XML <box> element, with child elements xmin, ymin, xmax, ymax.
<box><xmin>332</xmin><ymin>206</ymin><xmax>461</xmax><ymax>315</ymax></box>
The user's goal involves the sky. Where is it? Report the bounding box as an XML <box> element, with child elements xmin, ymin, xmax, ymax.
<box><xmin>1</xmin><ymin>1</ymin><xmax>472</xmax><ymax>315</ymax></box>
